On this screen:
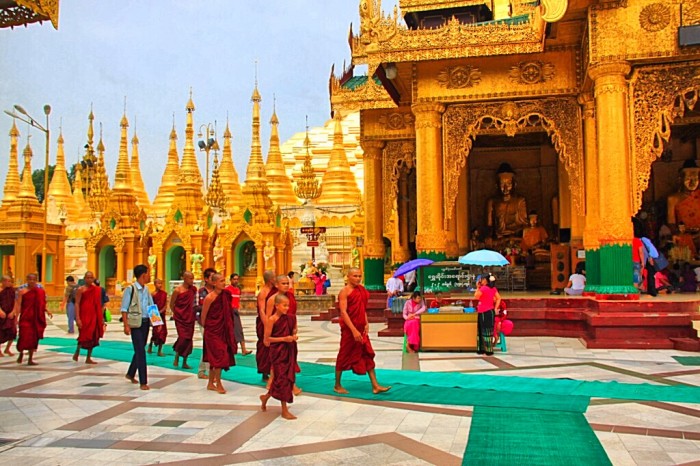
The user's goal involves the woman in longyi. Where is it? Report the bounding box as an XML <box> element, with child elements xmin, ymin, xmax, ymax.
<box><xmin>403</xmin><ymin>291</ymin><xmax>426</xmax><ymax>353</ymax></box>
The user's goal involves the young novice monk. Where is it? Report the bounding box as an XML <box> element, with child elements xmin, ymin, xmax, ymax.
<box><xmin>260</xmin><ymin>293</ymin><xmax>298</xmax><ymax>420</ymax></box>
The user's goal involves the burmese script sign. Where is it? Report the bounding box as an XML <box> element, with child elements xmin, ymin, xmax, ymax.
<box><xmin>422</xmin><ymin>265</ymin><xmax>475</xmax><ymax>293</ymax></box>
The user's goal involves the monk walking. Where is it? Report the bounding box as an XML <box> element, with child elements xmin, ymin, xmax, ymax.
<box><xmin>195</xmin><ymin>267</ymin><xmax>217</xmax><ymax>379</ymax></box>
<box><xmin>256</xmin><ymin>270</ymin><xmax>276</xmax><ymax>381</ymax></box>
<box><xmin>148</xmin><ymin>278</ymin><xmax>168</xmax><ymax>356</ymax></box>
<box><xmin>265</xmin><ymin>275</ymin><xmax>302</xmax><ymax>395</ymax></box>
<box><xmin>0</xmin><ymin>275</ymin><xmax>17</xmax><ymax>357</ymax></box>
<box><xmin>15</xmin><ymin>273</ymin><xmax>48</xmax><ymax>366</ymax></box>
<box><xmin>260</xmin><ymin>293</ymin><xmax>298</xmax><ymax>420</ymax></box>
<box><xmin>201</xmin><ymin>273</ymin><xmax>236</xmax><ymax>394</ymax></box>
<box><xmin>334</xmin><ymin>267</ymin><xmax>390</xmax><ymax>395</ymax></box>
<box><xmin>73</xmin><ymin>271</ymin><xmax>104</xmax><ymax>364</ymax></box>
<box><xmin>171</xmin><ymin>271</ymin><xmax>197</xmax><ymax>369</ymax></box>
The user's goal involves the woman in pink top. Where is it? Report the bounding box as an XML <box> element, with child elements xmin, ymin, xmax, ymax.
<box><xmin>403</xmin><ymin>291</ymin><xmax>426</xmax><ymax>353</ymax></box>
<box><xmin>474</xmin><ymin>275</ymin><xmax>502</xmax><ymax>355</ymax></box>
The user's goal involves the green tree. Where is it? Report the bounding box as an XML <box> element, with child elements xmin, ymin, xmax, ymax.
<box><xmin>27</xmin><ymin>165</ymin><xmax>55</xmax><ymax>203</ymax></box>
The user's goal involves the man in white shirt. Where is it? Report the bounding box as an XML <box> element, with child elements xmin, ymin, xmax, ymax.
<box><xmin>385</xmin><ymin>275</ymin><xmax>404</xmax><ymax>308</ymax></box>
<box><xmin>564</xmin><ymin>272</ymin><xmax>586</xmax><ymax>296</ymax></box>
<box><xmin>404</xmin><ymin>269</ymin><xmax>417</xmax><ymax>292</ymax></box>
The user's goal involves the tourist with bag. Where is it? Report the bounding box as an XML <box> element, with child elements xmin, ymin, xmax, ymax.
<box><xmin>120</xmin><ymin>264</ymin><xmax>154</xmax><ymax>390</ymax></box>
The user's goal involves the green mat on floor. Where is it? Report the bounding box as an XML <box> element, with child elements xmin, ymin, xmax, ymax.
<box><xmin>673</xmin><ymin>356</ymin><xmax>700</xmax><ymax>366</ymax></box>
<box><xmin>463</xmin><ymin>406</ymin><xmax>612</xmax><ymax>466</ymax></box>
<box><xmin>42</xmin><ymin>337</ymin><xmax>700</xmax><ymax>409</ymax></box>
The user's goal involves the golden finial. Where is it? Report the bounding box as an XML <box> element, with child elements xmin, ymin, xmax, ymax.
<box><xmin>294</xmin><ymin>117</ymin><xmax>322</xmax><ymax>201</ymax></box>
<box><xmin>9</xmin><ymin>120</ymin><xmax>19</xmax><ymax>137</ymax></box>
<box><xmin>186</xmin><ymin>87</ymin><xmax>195</xmax><ymax>112</ymax></box>
<box><xmin>205</xmin><ymin>152</ymin><xmax>227</xmax><ymax>212</ymax></box>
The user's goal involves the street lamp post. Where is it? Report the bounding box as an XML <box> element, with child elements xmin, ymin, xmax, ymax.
<box><xmin>3</xmin><ymin>104</ymin><xmax>51</xmax><ymax>284</ymax></box>
<box><xmin>197</xmin><ymin>123</ymin><xmax>218</xmax><ymax>189</ymax></box>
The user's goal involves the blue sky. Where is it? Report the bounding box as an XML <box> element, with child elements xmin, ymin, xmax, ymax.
<box><xmin>0</xmin><ymin>1</ymin><xmax>365</xmax><ymax>199</ymax></box>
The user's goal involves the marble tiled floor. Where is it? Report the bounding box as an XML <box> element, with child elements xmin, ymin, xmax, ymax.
<box><xmin>0</xmin><ymin>314</ymin><xmax>699</xmax><ymax>465</ymax></box>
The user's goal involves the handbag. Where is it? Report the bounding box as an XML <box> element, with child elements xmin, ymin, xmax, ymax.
<box><xmin>126</xmin><ymin>285</ymin><xmax>143</xmax><ymax>328</ymax></box>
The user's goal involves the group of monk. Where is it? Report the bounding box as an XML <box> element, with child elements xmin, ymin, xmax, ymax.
<box><xmin>0</xmin><ymin>265</ymin><xmax>391</xmax><ymax>422</ymax></box>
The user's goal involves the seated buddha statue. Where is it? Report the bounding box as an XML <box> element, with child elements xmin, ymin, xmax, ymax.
<box><xmin>521</xmin><ymin>211</ymin><xmax>550</xmax><ymax>259</ymax></box>
<box><xmin>668</xmin><ymin>159</ymin><xmax>700</xmax><ymax>230</ymax></box>
<box><xmin>487</xmin><ymin>163</ymin><xmax>528</xmax><ymax>242</ymax></box>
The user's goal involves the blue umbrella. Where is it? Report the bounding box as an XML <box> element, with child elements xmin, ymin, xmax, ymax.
<box><xmin>458</xmin><ymin>249</ymin><xmax>509</xmax><ymax>267</ymax></box>
<box><xmin>393</xmin><ymin>258</ymin><xmax>434</xmax><ymax>277</ymax></box>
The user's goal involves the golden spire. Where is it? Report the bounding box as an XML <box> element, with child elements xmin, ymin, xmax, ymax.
<box><xmin>18</xmin><ymin>141</ymin><xmax>39</xmax><ymax>201</ymax></box>
<box><xmin>294</xmin><ymin>123</ymin><xmax>322</xmax><ymax>202</ymax></box>
<box><xmin>174</xmin><ymin>92</ymin><xmax>205</xmax><ymax>221</ymax></box>
<box><xmin>81</xmin><ymin>108</ymin><xmax>98</xmax><ymax>201</ymax></box>
<box><xmin>89</xmin><ymin>126</ymin><xmax>111</xmax><ymax>214</ymax></box>
<box><xmin>5</xmin><ymin>139</ymin><xmax>43</xmax><ymax>220</ymax></box>
<box><xmin>130</xmin><ymin>127</ymin><xmax>151</xmax><ymax>210</ymax></box>
<box><xmin>317</xmin><ymin>111</ymin><xmax>361</xmax><ymax>205</ymax></box>
<box><xmin>152</xmin><ymin>121</ymin><xmax>180</xmax><ymax>216</ymax></box>
<box><xmin>265</xmin><ymin>99</ymin><xmax>299</xmax><ymax>206</ymax></box>
<box><xmin>1</xmin><ymin>121</ymin><xmax>21</xmax><ymax>211</ymax></box>
<box><xmin>70</xmin><ymin>163</ymin><xmax>90</xmax><ymax>223</ymax></box>
<box><xmin>46</xmin><ymin>127</ymin><xmax>79</xmax><ymax>222</ymax></box>
<box><xmin>218</xmin><ymin>120</ymin><xmax>243</xmax><ymax>212</ymax></box>
<box><xmin>109</xmin><ymin>111</ymin><xmax>139</xmax><ymax>222</ymax></box>
<box><xmin>205</xmin><ymin>152</ymin><xmax>226</xmax><ymax>212</ymax></box>
<box><xmin>241</xmin><ymin>80</ymin><xmax>273</xmax><ymax>223</ymax></box>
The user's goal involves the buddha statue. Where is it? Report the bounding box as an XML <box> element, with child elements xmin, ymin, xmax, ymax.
<box><xmin>667</xmin><ymin>159</ymin><xmax>700</xmax><ymax>230</ymax></box>
<box><xmin>242</xmin><ymin>242</ymin><xmax>257</xmax><ymax>273</ymax></box>
<box><xmin>213</xmin><ymin>238</ymin><xmax>225</xmax><ymax>273</ymax></box>
<box><xmin>263</xmin><ymin>240</ymin><xmax>275</xmax><ymax>269</ymax></box>
<box><xmin>191</xmin><ymin>249</ymin><xmax>204</xmax><ymax>281</ymax></box>
<box><xmin>521</xmin><ymin>211</ymin><xmax>550</xmax><ymax>257</ymax></box>
<box><xmin>147</xmin><ymin>247</ymin><xmax>157</xmax><ymax>283</ymax></box>
<box><xmin>487</xmin><ymin>163</ymin><xmax>528</xmax><ymax>240</ymax></box>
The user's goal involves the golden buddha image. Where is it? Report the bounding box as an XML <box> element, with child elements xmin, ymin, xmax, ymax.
<box><xmin>667</xmin><ymin>159</ymin><xmax>700</xmax><ymax>230</ymax></box>
<box><xmin>487</xmin><ymin>163</ymin><xmax>528</xmax><ymax>241</ymax></box>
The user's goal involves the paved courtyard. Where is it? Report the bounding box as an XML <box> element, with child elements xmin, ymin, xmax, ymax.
<box><xmin>0</xmin><ymin>309</ymin><xmax>699</xmax><ymax>465</ymax></box>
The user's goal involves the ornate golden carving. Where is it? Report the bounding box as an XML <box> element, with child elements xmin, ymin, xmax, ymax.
<box><xmin>352</xmin><ymin>6</ymin><xmax>546</xmax><ymax>65</ymax></box>
<box><xmin>363</xmin><ymin>240</ymin><xmax>385</xmax><ymax>258</ymax></box>
<box><xmin>360</xmin><ymin>139</ymin><xmax>386</xmax><ymax>159</ymax></box>
<box><xmin>2</xmin><ymin>0</ymin><xmax>59</xmax><ymax>29</ymax></box>
<box><xmin>329</xmin><ymin>73</ymin><xmax>396</xmax><ymax>114</ymax></box>
<box><xmin>383</xmin><ymin>141</ymin><xmax>416</xmax><ymax>232</ymax></box>
<box><xmin>630</xmin><ymin>63</ymin><xmax>700</xmax><ymax>213</ymax></box>
<box><xmin>443</xmin><ymin>98</ymin><xmax>584</xmax><ymax>223</ymax></box>
<box><xmin>639</xmin><ymin>3</ymin><xmax>671</xmax><ymax>32</ymax></box>
<box><xmin>221</xmin><ymin>222</ymin><xmax>263</xmax><ymax>250</ymax></box>
<box><xmin>437</xmin><ymin>65</ymin><xmax>482</xmax><ymax>89</ymax></box>
<box><xmin>682</xmin><ymin>0</ymin><xmax>700</xmax><ymax>26</ymax></box>
<box><xmin>151</xmin><ymin>218</ymin><xmax>192</xmax><ymax>252</ymax></box>
<box><xmin>412</xmin><ymin>102</ymin><xmax>445</xmax><ymax>129</ymax></box>
<box><xmin>541</xmin><ymin>0</ymin><xmax>569</xmax><ymax>23</ymax></box>
<box><xmin>86</xmin><ymin>225</ymin><xmax>125</xmax><ymax>250</ymax></box>
<box><xmin>378</xmin><ymin>112</ymin><xmax>415</xmax><ymax>130</ymax></box>
<box><xmin>509</xmin><ymin>61</ymin><xmax>555</xmax><ymax>85</ymax></box>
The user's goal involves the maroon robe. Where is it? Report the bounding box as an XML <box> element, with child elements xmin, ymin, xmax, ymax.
<box><xmin>0</xmin><ymin>286</ymin><xmax>16</xmax><ymax>344</ymax></box>
<box><xmin>285</xmin><ymin>290</ymin><xmax>301</xmax><ymax>374</ymax></box>
<box><xmin>17</xmin><ymin>287</ymin><xmax>47</xmax><ymax>352</ymax></box>
<box><xmin>256</xmin><ymin>286</ymin><xmax>277</xmax><ymax>375</ymax></box>
<box><xmin>77</xmin><ymin>285</ymin><xmax>104</xmax><ymax>350</ymax></box>
<box><xmin>151</xmin><ymin>290</ymin><xmax>168</xmax><ymax>346</ymax></box>
<box><xmin>203</xmin><ymin>290</ymin><xmax>236</xmax><ymax>370</ymax></box>
<box><xmin>335</xmin><ymin>285</ymin><xmax>376</xmax><ymax>374</ymax></box>
<box><xmin>269</xmin><ymin>313</ymin><xmax>296</xmax><ymax>403</ymax></box>
<box><xmin>172</xmin><ymin>286</ymin><xmax>197</xmax><ymax>357</ymax></box>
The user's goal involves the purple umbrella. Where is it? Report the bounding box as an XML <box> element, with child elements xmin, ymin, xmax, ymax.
<box><xmin>393</xmin><ymin>259</ymin><xmax>434</xmax><ymax>278</ymax></box>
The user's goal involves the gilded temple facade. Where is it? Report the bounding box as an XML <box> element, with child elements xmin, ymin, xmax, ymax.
<box><xmin>330</xmin><ymin>0</ymin><xmax>700</xmax><ymax>293</ymax></box>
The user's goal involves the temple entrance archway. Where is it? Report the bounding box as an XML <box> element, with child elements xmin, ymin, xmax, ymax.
<box><xmin>98</xmin><ymin>245</ymin><xmax>116</xmax><ymax>284</ymax></box>
<box><xmin>165</xmin><ymin>245</ymin><xmax>185</xmax><ymax>291</ymax></box>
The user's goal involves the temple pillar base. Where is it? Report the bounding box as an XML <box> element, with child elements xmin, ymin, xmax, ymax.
<box><xmin>363</xmin><ymin>257</ymin><xmax>385</xmax><ymax>291</ymax></box>
<box><xmin>583</xmin><ymin>247</ymin><xmax>601</xmax><ymax>294</ymax></box>
<box><xmin>596</xmin><ymin>243</ymin><xmax>639</xmax><ymax>299</ymax></box>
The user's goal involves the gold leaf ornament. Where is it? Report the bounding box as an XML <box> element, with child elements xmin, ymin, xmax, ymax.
<box><xmin>437</xmin><ymin>65</ymin><xmax>482</xmax><ymax>89</ymax></box>
<box><xmin>639</xmin><ymin>3</ymin><xmax>671</xmax><ymax>32</ymax></box>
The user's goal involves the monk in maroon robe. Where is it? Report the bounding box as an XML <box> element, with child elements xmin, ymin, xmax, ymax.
<box><xmin>16</xmin><ymin>273</ymin><xmax>47</xmax><ymax>365</ymax></box>
<box><xmin>202</xmin><ymin>274</ymin><xmax>236</xmax><ymax>394</ymax></box>
<box><xmin>260</xmin><ymin>293</ymin><xmax>297</xmax><ymax>420</ymax></box>
<box><xmin>0</xmin><ymin>275</ymin><xmax>17</xmax><ymax>356</ymax></box>
<box><xmin>73</xmin><ymin>271</ymin><xmax>104</xmax><ymax>364</ymax></box>
<box><xmin>149</xmin><ymin>278</ymin><xmax>168</xmax><ymax>356</ymax></box>
<box><xmin>256</xmin><ymin>270</ymin><xmax>276</xmax><ymax>380</ymax></box>
<box><xmin>334</xmin><ymin>268</ymin><xmax>390</xmax><ymax>395</ymax></box>
<box><xmin>171</xmin><ymin>271</ymin><xmax>197</xmax><ymax>369</ymax></box>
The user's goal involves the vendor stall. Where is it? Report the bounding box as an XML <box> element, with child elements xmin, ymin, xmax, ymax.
<box><xmin>421</xmin><ymin>311</ymin><xmax>477</xmax><ymax>351</ymax></box>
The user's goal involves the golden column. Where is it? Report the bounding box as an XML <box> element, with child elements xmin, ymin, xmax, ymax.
<box><xmin>412</xmin><ymin>102</ymin><xmax>447</xmax><ymax>260</ymax></box>
<box><xmin>589</xmin><ymin>62</ymin><xmax>637</xmax><ymax>296</ymax></box>
<box><xmin>579</xmin><ymin>92</ymin><xmax>601</xmax><ymax>292</ymax></box>
<box><xmin>394</xmin><ymin>173</ymin><xmax>411</xmax><ymax>264</ymax></box>
<box><xmin>456</xmin><ymin>168</ymin><xmax>469</xmax><ymax>254</ymax></box>
<box><xmin>360</xmin><ymin>139</ymin><xmax>386</xmax><ymax>290</ymax></box>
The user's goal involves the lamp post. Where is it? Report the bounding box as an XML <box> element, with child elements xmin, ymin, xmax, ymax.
<box><xmin>197</xmin><ymin>123</ymin><xmax>219</xmax><ymax>189</ymax></box>
<box><xmin>4</xmin><ymin>104</ymin><xmax>51</xmax><ymax>284</ymax></box>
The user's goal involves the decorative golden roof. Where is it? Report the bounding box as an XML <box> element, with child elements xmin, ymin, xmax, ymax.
<box><xmin>18</xmin><ymin>142</ymin><xmax>38</xmax><ymax>201</ymax></box>
<box><xmin>265</xmin><ymin>105</ymin><xmax>299</xmax><ymax>206</ymax></box>
<box><xmin>108</xmin><ymin>112</ymin><xmax>139</xmax><ymax>223</ymax></box>
<box><xmin>80</xmin><ymin>108</ymin><xmax>97</xmax><ymax>202</ymax></box>
<box><xmin>174</xmin><ymin>93</ymin><xmax>205</xmax><ymax>222</ymax></box>
<box><xmin>219</xmin><ymin>121</ymin><xmax>243</xmax><ymax>212</ymax></box>
<box><xmin>399</xmin><ymin>0</ymin><xmax>490</xmax><ymax>14</ymax></box>
<box><xmin>129</xmin><ymin>130</ymin><xmax>151</xmax><ymax>210</ymax></box>
<box><xmin>329</xmin><ymin>65</ymin><xmax>396</xmax><ymax>114</ymax></box>
<box><xmin>317</xmin><ymin>111</ymin><xmax>361</xmax><ymax>205</ymax></box>
<box><xmin>205</xmin><ymin>152</ymin><xmax>226</xmax><ymax>212</ymax></box>
<box><xmin>6</xmin><ymin>140</ymin><xmax>43</xmax><ymax>220</ymax></box>
<box><xmin>293</xmin><ymin>128</ymin><xmax>322</xmax><ymax>202</ymax></box>
<box><xmin>70</xmin><ymin>163</ymin><xmax>90</xmax><ymax>224</ymax></box>
<box><xmin>1</xmin><ymin>121</ymin><xmax>21</xmax><ymax>212</ymax></box>
<box><xmin>152</xmin><ymin>123</ymin><xmax>180</xmax><ymax>217</ymax></box>
<box><xmin>241</xmin><ymin>82</ymin><xmax>273</xmax><ymax>223</ymax></box>
<box><xmin>1</xmin><ymin>0</ymin><xmax>60</xmax><ymax>29</ymax></box>
<box><xmin>46</xmin><ymin>128</ymin><xmax>78</xmax><ymax>222</ymax></box>
<box><xmin>89</xmin><ymin>131</ymin><xmax>111</xmax><ymax>214</ymax></box>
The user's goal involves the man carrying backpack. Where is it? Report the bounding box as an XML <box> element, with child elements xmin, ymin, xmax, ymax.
<box><xmin>60</xmin><ymin>276</ymin><xmax>78</xmax><ymax>334</ymax></box>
